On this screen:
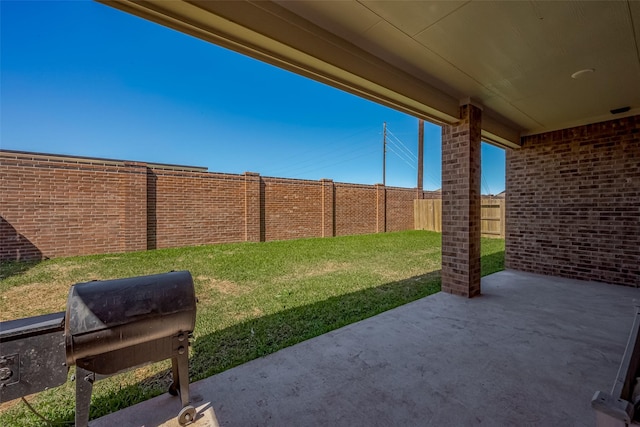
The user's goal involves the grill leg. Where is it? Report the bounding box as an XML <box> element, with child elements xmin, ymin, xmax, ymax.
<box><xmin>171</xmin><ymin>354</ymin><xmax>190</xmax><ymax>408</ymax></box>
<box><xmin>75</xmin><ymin>367</ymin><xmax>95</xmax><ymax>427</ymax></box>
<box><xmin>172</xmin><ymin>353</ymin><xmax>196</xmax><ymax>425</ymax></box>
<box><xmin>169</xmin><ymin>357</ymin><xmax>180</xmax><ymax>396</ymax></box>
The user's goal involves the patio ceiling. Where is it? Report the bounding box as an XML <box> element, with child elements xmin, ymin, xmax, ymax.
<box><xmin>101</xmin><ymin>0</ymin><xmax>640</xmax><ymax>148</ymax></box>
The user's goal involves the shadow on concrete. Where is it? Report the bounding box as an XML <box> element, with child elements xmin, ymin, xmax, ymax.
<box><xmin>89</xmin><ymin>269</ymin><xmax>640</xmax><ymax>427</ymax></box>
<box><xmin>0</xmin><ymin>217</ymin><xmax>43</xmax><ymax>279</ymax></box>
<box><xmin>71</xmin><ymin>270</ymin><xmax>443</xmax><ymax>424</ymax></box>
<box><xmin>45</xmin><ymin>251</ymin><xmax>504</xmax><ymax>424</ymax></box>
<box><xmin>188</xmin><ymin>270</ymin><xmax>443</xmax><ymax>381</ymax></box>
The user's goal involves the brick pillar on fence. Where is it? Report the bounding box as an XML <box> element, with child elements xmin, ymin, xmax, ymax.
<box><xmin>122</xmin><ymin>162</ymin><xmax>148</xmax><ymax>252</ymax></box>
<box><xmin>321</xmin><ymin>179</ymin><xmax>335</xmax><ymax>237</ymax></box>
<box><xmin>376</xmin><ymin>184</ymin><xmax>386</xmax><ymax>233</ymax></box>
<box><xmin>244</xmin><ymin>172</ymin><xmax>261</xmax><ymax>242</ymax></box>
<box><xmin>441</xmin><ymin>104</ymin><xmax>482</xmax><ymax>297</ymax></box>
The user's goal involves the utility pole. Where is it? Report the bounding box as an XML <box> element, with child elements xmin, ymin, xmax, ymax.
<box><xmin>382</xmin><ymin>122</ymin><xmax>387</xmax><ymax>186</ymax></box>
<box><xmin>417</xmin><ymin>119</ymin><xmax>424</xmax><ymax>194</ymax></box>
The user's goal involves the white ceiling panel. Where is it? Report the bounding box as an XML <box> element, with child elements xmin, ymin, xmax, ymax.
<box><xmin>275</xmin><ymin>1</ymin><xmax>381</xmax><ymax>40</ymax></box>
<box><xmin>359</xmin><ymin>0</ymin><xmax>469</xmax><ymax>37</ymax></box>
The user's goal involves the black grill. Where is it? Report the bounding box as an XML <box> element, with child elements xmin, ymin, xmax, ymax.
<box><xmin>0</xmin><ymin>271</ymin><xmax>198</xmax><ymax>426</ymax></box>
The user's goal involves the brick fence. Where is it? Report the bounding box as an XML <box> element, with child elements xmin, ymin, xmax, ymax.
<box><xmin>0</xmin><ymin>150</ymin><xmax>432</xmax><ymax>261</ymax></box>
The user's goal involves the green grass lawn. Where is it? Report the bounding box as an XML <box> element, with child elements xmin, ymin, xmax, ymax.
<box><xmin>0</xmin><ymin>230</ymin><xmax>504</xmax><ymax>425</ymax></box>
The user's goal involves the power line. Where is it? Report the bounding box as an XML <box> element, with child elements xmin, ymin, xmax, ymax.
<box><xmin>385</xmin><ymin>126</ymin><xmax>418</xmax><ymax>168</ymax></box>
<box><xmin>388</xmin><ymin>135</ymin><xmax>417</xmax><ymax>163</ymax></box>
<box><xmin>275</xmin><ymin>145</ymin><xmax>378</xmax><ymax>177</ymax></box>
<box><xmin>270</xmin><ymin>143</ymin><xmax>374</xmax><ymax>174</ymax></box>
<box><xmin>276</xmin><ymin>126</ymin><xmax>374</xmax><ymax>163</ymax></box>
<box><xmin>267</xmin><ymin>131</ymin><xmax>379</xmax><ymax>176</ymax></box>
<box><xmin>268</xmin><ymin>141</ymin><xmax>370</xmax><ymax>174</ymax></box>
<box><xmin>288</xmin><ymin>147</ymin><xmax>379</xmax><ymax>178</ymax></box>
<box><xmin>423</xmin><ymin>169</ymin><xmax>440</xmax><ymax>189</ymax></box>
<box><xmin>267</xmin><ymin>126</ymin><xmax>378</xmax><ymax>175</ymax></box>
<box><xmin>386</xmin><ymin>144</ymin><xmax>416</xmax><ymax>170</ymax></box>
<box><xmin>386</xmin><ymin>124</ymin><xmax>442</xmax><ymax>189</ymax></box>
<box><xmin>482</xmin><ymin>174</ymin><xmax>492</xmax><ymax>195</ymax></box>
<box><xmin>386</xmin><ymin>139</ymin><xmax>415</xmax><ymax>165</ymax></box>
<box><xmin>386</xmin><ymin>129</ymin><xmax>417</xmax><ymax>162</ymax></box>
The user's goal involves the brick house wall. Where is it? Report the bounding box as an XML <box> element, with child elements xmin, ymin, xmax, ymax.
<box><xmin>1</xmin><ymin>150</ymin><xmax>429</xmax><ymax>261</ymax></box>
<box><xmin>506</xmin><ymin>115</ymin><xmax>640</xmax><ymax>287</ymax></box>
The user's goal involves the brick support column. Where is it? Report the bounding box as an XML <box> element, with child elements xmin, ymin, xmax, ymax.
<box><xmin>441</xmin><ymin>104</ymin><xmax>482</xmax><ymax>297</ymax></box>
<box><xmin>321</xmin><ymin>179</ymin><xmax>335</xmax><ymax>237</ymax></box>
<box><xmin>244</xmin><ymin>172</ymin><xmax>261</xmax><ymax>242</ymax></box>
<box><xmin>123</xmin><ymin>162</ymin><xmax>148</xmax><ymax>252</ymax></box>
<box><xmin>376</xmin><ymin>184</ymin><xmax>386</xmax><ymax>233</ymax></box>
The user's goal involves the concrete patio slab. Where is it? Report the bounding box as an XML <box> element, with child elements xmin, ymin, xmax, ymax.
<box><xmin>91</xmin><ymin>270</ymin><xmax>640</xmax><ymax>426</ymax></box>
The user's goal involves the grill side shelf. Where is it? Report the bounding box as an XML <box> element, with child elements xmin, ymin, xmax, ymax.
<box><xmin>0</xmin><ymin>312</ymin><xmax>68</xmax><ymax>402</ymax></box>
<box><xmin>0</xmin><ymin>311</ymin><xmax>65</xmax><ymax>342</ymax></box>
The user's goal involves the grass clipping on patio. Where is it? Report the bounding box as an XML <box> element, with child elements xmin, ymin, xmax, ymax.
<box><xmin>0</xmin><ymin>230</ymin><xmax>504</xmax><ymax>425</ymax></box>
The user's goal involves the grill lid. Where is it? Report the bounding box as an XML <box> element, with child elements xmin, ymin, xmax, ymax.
<box><xmin>66</xmin><ymin>271</ymin><xmax>196</xmax><ymax>336</ymax></box>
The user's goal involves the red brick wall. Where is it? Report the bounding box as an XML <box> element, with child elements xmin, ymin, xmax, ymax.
<box><xmin>1</xmin><ymin>150</ymin><xmax>427</xmax><ymax>260</ymax></box>
<box><xmin>149</xmin><ymin>167</ymin><xmax>247</xmax><ymax>249</ymax></box>
<box><xmin>441</xmin><ymin>104</ymin><xmax>482</xmax><ymax>297</ymax></box>
<box><xmin>262</xmin><ymin>177</ymin><xmax>323</xmax><ymax>241</ymax></box>
<box><xmin>335</xmin><ymin>183</ymin><xmax>377</xmax><ymax>236</ymax></box>
<box><xmin>0</xmin><ymin>153</ymin><xmax>145</xmax><ymax>260</ymax></box>
<box><xmin>244</xmin><ymin>172</ymin><xmax>261</xmax><ymax>242</ymax></box>
<box><xmin>123</xmin><ymin>162</ymin><xmax>148</xmax><ymax>252</ymax></box>
<box><xmin>506</xmin><ymin>115</ymin><xmax>640</xmax><ymax>287</ymax></box>
<box><xmin>386</xmin><ymin>187</ymin><xmax>417</xmax><ymax>232</ymax></box>
<box><xmin>320</xmin><ymin>179</ymin><xmax>334</xmax><ymax>238</ymax></box>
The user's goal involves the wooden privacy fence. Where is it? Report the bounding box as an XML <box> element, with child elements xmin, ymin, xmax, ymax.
<box><xmin>414</xmin><ymin>198</ymin><xmax>505</xmax><ymax>238</ymax></box>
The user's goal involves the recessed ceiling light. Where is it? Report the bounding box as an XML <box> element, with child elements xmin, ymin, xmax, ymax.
<box><xmin>571</xmin><ymin>68</ymin><xmax>595</xmax><ymax>79</ymax></box>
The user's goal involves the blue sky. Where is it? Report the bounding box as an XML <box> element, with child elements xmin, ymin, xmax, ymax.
<box><xmin>0</xmin><ymin>0</ymin><xmax>505</xmax><ymax>193</ymax></box>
